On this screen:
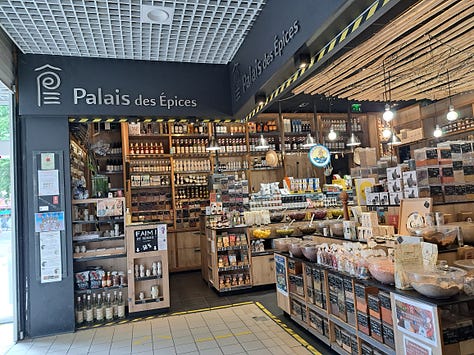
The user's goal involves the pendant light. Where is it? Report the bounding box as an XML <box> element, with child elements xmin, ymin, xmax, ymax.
<box><xmin>387</xmin><ymin>132</ymin><xmax>402</xmax><ymax>146</ymax></box>
<box><xmin>433</xmin><ymin>99</ymin><xmax>443</xmax><ymax>138</ymax></box>
<box><xmin>346</xmin><ymin>133</ymin><xmax>361</xmax><ymax>147</ymax></box>
<box><xmin>383</xmin><ymin>104</ymin><xmax>394</xmax><ymax>122</ymax></box>
<box><xmin>445</xmin><ymin>69</ymin><xmax>458</xmax><ymax>121</ymax></box>
<box><xmin>328</xmin><ymin>127</ymin><xmax>337</xmax><ymax>141</ymax></box>
<box><xmin>255</xmin><ymin>134</ymin><xmax>269</xmax><ymax>150</ymax></box>
<box><xmin>382</xmin><ymin>126</ymin><xmax>392</xmax><ymax>140</ymax></box>
<box><xmin>302</xmin><ymin>133</ymin><xmax>317</xmax><ymax>148</ymax></box>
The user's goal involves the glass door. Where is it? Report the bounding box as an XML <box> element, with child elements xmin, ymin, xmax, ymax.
<box><xmin>0</xmin><ymin>83</ymin><xmax>16</xmax><ymax>348</ymax></box>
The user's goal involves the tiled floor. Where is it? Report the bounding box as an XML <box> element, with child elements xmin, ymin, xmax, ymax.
<box><xmin>6</xmin><ymin>303</ymin><xmax>314</xmax><ymax>354</ymax></box>
<box><xmin>3</xmin><ymin>271</ymin><xmax>336</xmax><ymax>355</ymax></box>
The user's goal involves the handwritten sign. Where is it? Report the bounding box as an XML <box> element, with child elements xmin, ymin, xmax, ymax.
<box><xmin>134</xmin><ymin>228</ymin><xmax>158</xmax><ymax>253</ymax></box>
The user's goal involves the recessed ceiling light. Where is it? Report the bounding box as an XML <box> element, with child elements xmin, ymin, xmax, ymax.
<box><xmin>141</xmin><ymin>5</ymin><xmax>174</xmax><ymax>25</ymax></box>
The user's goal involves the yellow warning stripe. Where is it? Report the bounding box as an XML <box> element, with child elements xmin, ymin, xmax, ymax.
<box><xmin>68</xmin><ymin>116</ymin><xmax>242</xmax><ymax>123</ymax></box>
<box><xmin>244</xmin><ymin>0</ymin><xmax>392</xmax><ymax>122</ymax></box>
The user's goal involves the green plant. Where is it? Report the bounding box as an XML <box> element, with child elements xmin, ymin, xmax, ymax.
<box><xmin>0</xmin><ymin>105</ymin><xmax>10</xmax><ymax>141</ymax></box>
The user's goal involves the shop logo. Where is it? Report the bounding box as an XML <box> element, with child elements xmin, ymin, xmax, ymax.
<box><xmin>34</xmin><ymin>64</ymin><xmax>62</xmax><ymax>107</ymax></box>
<box><xmin>231</xmin><ymin>63</ymin><xmax>242</xmax><ymax>103</ymax></box>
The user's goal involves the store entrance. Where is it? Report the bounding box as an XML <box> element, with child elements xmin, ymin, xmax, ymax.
<box><xmin>0</xmin><ymin>83</ymin><xmax>17</xmax><ymax>347</ymax></box>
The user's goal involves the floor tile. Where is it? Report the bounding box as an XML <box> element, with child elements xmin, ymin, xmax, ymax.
<box><xmin>66</xmin><ymin>347</ymin><xmax>89</xmax><ymax>355</ymax></box>
<box><xmin>153</xmin><ymin>346</ymin><xmax>176</xmax><ymax>355</ymax></box>
<box><xmin>109</xmin><ymin>347</ymin><xmax>131</xmax><ymax>355</ymax></box>
<box><xmin>175</xmin><ymin>342</ymin><xmax>198</xmax><ymax>353</ymax></box>
<box><xmin>196</xmin><ymin>339</ymin><xmax>218</xmax><ymax>350</ymax></box>
<box><xmin>240</xmin><ymin>340</ymin><xmax>265</xmax><ymax>352</ymax></box>
<box><xmin>173</xmin><ymin>335</ymin><xmax>195</xmax><ymax>346</ymax></box>
<box><xmin>219</xmin><ymin>343</ymin><xmax>245</xmax><ymax>355</ymax></box>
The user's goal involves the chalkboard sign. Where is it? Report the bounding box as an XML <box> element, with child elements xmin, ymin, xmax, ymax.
<box><xmin>134</xmin><ymin>228</ymin><xmax>159</xmax><ymax>253</ymax></box>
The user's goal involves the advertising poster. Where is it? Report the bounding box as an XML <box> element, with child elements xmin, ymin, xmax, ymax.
<box><xmin>394</xmin><ymin>294</ymin><xmax>437</xmax><ymax>346</ymax></box>
<box><xmin>275</xmin><ymin>254</ymin><xmax>288</xmax><ymax>296</ymax></box>
<box><xmin>96</xmin><ymin>198</ymin><xmax>123</xmax><ymax>217</ymax></box>
<box><xmin>157</xmin><ymin>224</ymin><xmax>167</xmax><ymax>251</ymax></box>
<box><xmin>34</xmin><ymin>211</ymin><xmax>65</xmax><ymax>233</ymax></box>
<box><xmin>404</xmin><ymin>335</ymin><xmax>432</xmax><ymax>355</ymax></box>
<box><xmin>39</xmin><ymin>231</ymin><xmax>62</xmax><ymax>283</ymax></box>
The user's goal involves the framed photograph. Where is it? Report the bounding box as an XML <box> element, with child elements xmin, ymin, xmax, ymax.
<box><xmin>398</xmin><ymin>198</ymin><xmax>432</xmax><ymax>236</ymax></box>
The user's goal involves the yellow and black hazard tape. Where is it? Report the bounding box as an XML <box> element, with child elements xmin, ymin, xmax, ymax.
<box><xmin>68</xmin><ymin>116</ymin><xmax>242</xmax><ymax>124</ymax></box>
<box><xmin>75</xmin><ymin>301</ymin><xmax>254</xmax><ymax>331</ymax></box>
<box><xmin>255</xmin><ymin>302</ymin><xmax>322</xmax><ymax>355</ymax></box>
<box><xmin>244</xmin><ymin>0</ymin><xmax>394</xmax><ymax>122</ymax></box>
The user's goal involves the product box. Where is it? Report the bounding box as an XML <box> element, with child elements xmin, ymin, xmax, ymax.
<box><xmin>379</xmin><ymin>291</ymin><xmax>393</xmax><ymax>325</ymax></box>
<box><xmin>314</xmin><ymin>290</ymin><xmax>325</xmax><ymax>309</ymax></box>
<box><xmin>430</xmin><ymin>185</ymin><xmax>445</xmax><ymax>204</ymax></box>
<box><xmin>441</xmin><ymin>165</ymin><xmax>455</xmax><ymax>184</ymax></box>
<box><xmin>450</xmin><ymin>143</ymin><xmax>463</xmax><ymax>160</ymax></box>
<box><xmin>306</xmin><ymin>287</ymin><xmax>314</xmax><ymax>304</ymax></box>
<box><xmin>404</xmin><ymin>187</ymin><xmax>419</xmax><ymax>198</ymax></box>
<box><xmin>463</xmin><ymin>161</ymin><xmax>474</xmax><ymax>183</ymax></box>
<box><xmin>414</xmin><ymin>147</ymin><xmax>439</xmax><ymax>166</ymax></box>
<box><xmin>360</xmin><ymin>211</ymin><xmax>378</xmax><ymax>227</ymax></box>
<box><xmin>366</xmin><ymin>192</ymin><xmax>380</xmax><ymax>205</ymax></box>
<box><xmin>355</xmin><ymin>283</ymin><xmax>378</xmax><ymax>313</ymax></box>
<box><xmin>387</xmin><ymin>179</ymin><xmax>403</xmax><ymax>192</ymax></box>
<box><xmin>74</xmin><ymin>270</ymin><xmax>90</xmax><ymax>290</ymax></box>
<box><xmin>343</xmin><ymin>277</ymin><xmax>354</xmax><ymax>300</ymax></box>
<box><xmin>346</xmin><ymin>298</ymin><xmax>356</xmax><ymax>326</ymax></box>
<box><xmin>309</xmin><ymin>310</ymin><xmax>324</xmax><ymax>334</ymax></box>
<box><xmin>416</xmin><ymin>168</ymin><xmax>429</xmax><ymax>186</ymax></box>
<box><xmin>361</xmin><ymin>343</ymin><xmax>373</xmax><ymax>355</ymax></box>
<box><xmin>367</xmin><ymin>293</ymin><xmax>381</xmax><ymax>320</ymax></box>
<box><xmin>387</xmin><ymin>166</ymin><xmax>402</xmax><ymax>180</ymax></box>
<box><xmin>403</xmin><ymin>171</ymin><xmax>418</xmax><ymax>188</ymax></box>
<box><xmin>444</xmin><ymin>184</ymin><xmax>458</xmax><ymax>203</ymax></box>
<box><xmin>379</xmin><ymin>192</ymin><xmax>389</xmax><ymax>205</ymax></box>
<box><xmin>312</xmin><ymin>268</ymin><xmax>324</xmax><ymax>292</ymax></box>
<box><xmin>370</xmin><ymin>317</ymin><xmax>383</xmax><ymax>343</ymax></box>
<box><xmin>341</xmin><ymin>330</ymin><xmax>352</xmax><ymax>353</ymax></box>
<box><xmin>389</xmin><ymin>192</ymin><xmax>403</xmax><ymax>205</ymax></box>
<box><xmin>351</xmin><ymin>337</ymin><xmax>358</xmax><ymax>355</ymax></box>
<box><xmin>438</xmin><ymin>146</ymin><xmax>453</xmax><ymax>164</ymax></box>
<box><xmin>382</xmin><ymin>322</ymin><xmax>395</xmax><ymax>349</ymax></box>
<box><xmin>417</xmin><ymin>186</ymin><xmax>431</xmax><ymax>198</ymax></box>
<box><xmin>304</xmin><ymin>264</ymin><xmax>313</xmax><ymax>290</ymax></box>
<box><xmin>288</xmin><ymin>259</ymin><xmax>302</xmax><ymax>275</ymax></box>
<box><xmin>329</xmin><ymin>291</ymin><xmax>339</xmax><ymax>317</ymax></box>
<box><xmin>357</xmin><ymin>311</ymin><xmax>370</xmax><ymax>335</ymax></box>
<box><xmin>461</xmin><ymin>141</ymin><xmax>473</xmax><ymax>155</ymax></box>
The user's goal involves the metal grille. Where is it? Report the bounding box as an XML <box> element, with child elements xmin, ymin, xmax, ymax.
<box><xmin>0</xmin><ymin>0</ymin><xmax>266</xmax><ymax>64</ymax></box>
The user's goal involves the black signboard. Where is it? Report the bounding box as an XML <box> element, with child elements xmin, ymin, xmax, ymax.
<box><xmin>134</xmin><ymin>228</ymin><xmax>158</xmax><ymax>253</ymax></box>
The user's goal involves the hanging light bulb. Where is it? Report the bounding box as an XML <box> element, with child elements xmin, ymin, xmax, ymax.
<box><xmin>346</xmin><ymin>133</ymin><xmax>361</xmax><ymax>147</ymax></box>
<box><xmin>446</xmin><ymin>105</ymin><xmax>458</xmax><ymax>121</ymax></box>
<box><xmin>383</xmin><ymin>103</ymin><xmax>394</xmax><ymax>122</ymax></box>
<box><xmin>433</xmin><ymin>125</ymin><xmax>443</xmax><ymax>138</ymax></box>
<box><xmin>382</xmin><ymin>126</ymin><xmax>392</xmax><ymax>139</ymax></box>
<box><xmin>387</xmin><ymin>132</ymin><xmax>402</xmax><ymax>146</ymax></box>
<box><xmin>302</xmin><ymin>133</ymin><xmax>317</xmax><ymax>148</ymax></box>
<box><xmin>255</xmin><ymin>134</ymin><xmax>269</xmax><ymax>150</ymax></box>
<box><xmin>328</xmin><ymin>127</ymin><xmax>337</xmax><ymax>141</ymax></box>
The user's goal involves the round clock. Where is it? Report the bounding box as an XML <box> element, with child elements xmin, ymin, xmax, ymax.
<box><xmin>406</xmin><ymin>212</ymin><xmax>425</xmax><ymax>233</ymax></box>
<box><xmin>308</xmin><ymin>144</ymin><xmax>331</xmax><ymax>167</ymax></box>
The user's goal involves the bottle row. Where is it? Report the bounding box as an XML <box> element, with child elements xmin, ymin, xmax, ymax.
<box><xmin>106</xmin><ymin>142</ymin><xmax>123</xmax><ymax>155</ymax></box>
<box><xmin>175</xmin><ymin>186</ymin><xmax>209</xmax><ymax>200</ymax></box>
<box><xmin>247</xmin><ymin>120</ymin><xmax>278</xmax><ymax>133</ymax></box>
<box><xmin>171</xmin><ymin>138</ymin><xmax>209</xmax><ymax>154</ymax></box>
<box><xmin>218</xmin><ymin>272</ymin><xmax>251</xmax><ymax>289</ymax></box>
<box><xmin>322</xmin><ymin>140</ymin><xmax>346</xmax><ymax>150</ymax></box>
<box><xmin>76</xmin><ymin>291</ymin><xmax>126</xmax><ymax>325</ymax></box>
<box><xmin>130</xmin><ymin>174</ymin><xmax>171</xmax><ymax>187</ymax></box>
<box><xmin>105</xmin><ymin>159</ymin><xmax>123</xmax><ymax>173</ymax></box>
<box><xmin>129</xmin><ymin>160</ymin><xmax>171</xmax><ymax>173</ymax></box>
<box><xmin>170</xmin><ymin>122</ymin><xmax>208</xmax><ymax>135</ymax></box>
<box><xmin>218</xmin><ymin>160</ymin><xmax>249</xmax><ymax>171</ymax></box>
<box><xmin>283</xmin><ymin>119</ymin><xmax>312</xmax><ymax>133</ymax></box>
<box><xmin>173</xmin><ymin>159</ymin><xmax>211</xmax><ymax>172</ymax></box>
<box><xmin>129</xmin><ymin>142</ymin><xmax>165</xmax><ymax>155</ymax></box>
<box><xmin>134</xmin><ymin>261</ymin><xmax>162</xmax><ymax>279</ymax></box>
<box><xmin>215</xmin><ymin>124</ymin><xmax>245</xmax><ymax>134</ymax></box>
<box><xmin>175</xmin><ymin>174</ymin><xmax>207</xmax><ymax>185</ymax></box>
<box><xmin>217</xmin><ymin>138</ymin><xmax>247</xmax><ymax>153</ymax></box>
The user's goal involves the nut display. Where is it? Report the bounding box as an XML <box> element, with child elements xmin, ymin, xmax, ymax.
<box><xmin>275</xmin><ymin>228</ymin><xmax>295</xmax><ymax>237</ymax></box>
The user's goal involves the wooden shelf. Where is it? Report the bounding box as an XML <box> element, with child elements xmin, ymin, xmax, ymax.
<box><xmin>216</xmin><ymin>285</ymin><xmax>252</xmax><ymax>292</ymax></box>
<box><xmin>73</xmin><ymin>235</ymin><xmax>125</xmax><ymax>243</ymax></box>
<box><xmin>73</xmin><ymin>253</ymin><xmax>127</xmax><ymax>262</ymax></box>
<box><xmin>131</xmin><ymin>185</ymin><xmax>172</xmax><ymax>189</ymax></box>
<box><xmin>218</xmin><ymin>264</ymin><xmax>250</xmax><ymax>272</ymax></box>
<box><xmin>72</xmin><ymin>218</ymin><xmax>124</xmax><ymax>224</ymax></box>
<box><xmin>357</xmin><ymin>331</ymin><xmax>396</xmax><ymax>355</ymax></box>
<box><xmin>290</xmin><ymin>315</ymin><xmax>330</xmax><ymax>346</ymax></box>
<box><xmin>329</xmin><ymin>314</ymin><xmax>356</xmax><ymax>333</ymax></box>
<box><xmin>307</xmin><ymin>301</ymin><xmax>328</xmax><ymax>317</ymax></box>
<box><xmin>75</xmin><ymin>285</ymin><xmax>127</xmax><ymax>294</ymax></box>
<box><xmin>135</xmin><ymin>275</ymin><xmax>163</xmax><ymax>282</ymax></box>
<box><xmin>134</xmin><ymin>296</ymin><xmax>165</xmax><ymax>305</ymax></box>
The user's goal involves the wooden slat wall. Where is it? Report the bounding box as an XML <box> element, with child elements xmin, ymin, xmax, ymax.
<box><xmin>0</xmin><ymin>26</ymin><xmax>14</xmax><ymax>91</ymax></box>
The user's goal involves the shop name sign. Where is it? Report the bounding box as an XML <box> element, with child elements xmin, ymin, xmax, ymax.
<box><xmin>35</xmin><ymin>64</ymin><xmax>198</xmax><ymax>109</ymax></box>
<box><xmin>236</xmin><ymin>20</ymin><xmax>300</xmax><ymax>99</ymax></box>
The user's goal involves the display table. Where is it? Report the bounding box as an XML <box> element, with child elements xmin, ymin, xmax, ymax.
<box><xmin>275</xmin><ymin>252</ymin><xmax>474</xmax><ymax>355</ymax></box>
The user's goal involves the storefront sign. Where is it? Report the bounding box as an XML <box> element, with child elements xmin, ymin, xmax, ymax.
<box><xmin>18</xmin><ymin>54</ymin><xmax>232</xmax><ymax>117</ymax></box>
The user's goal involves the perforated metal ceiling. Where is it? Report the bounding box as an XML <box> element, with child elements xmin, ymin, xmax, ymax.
<box><xmin>0</xmin><ymin>0</ymin><xmax>266</xmax><ymax>64</ymax></box>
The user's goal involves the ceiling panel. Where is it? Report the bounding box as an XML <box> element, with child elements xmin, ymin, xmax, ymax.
<box><xmin>0</xmin><ymin>0</ymin><xmax>266</xmax><ymax>64</ymax></box>
<box><xmin>293</xmin><ymin>0</ymin><xmax>474</xmax><ymax>103</ymax></box>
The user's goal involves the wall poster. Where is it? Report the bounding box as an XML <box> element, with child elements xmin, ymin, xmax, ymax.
<box><xmin>403</xmin><ymin>335</ymin><xmax>432</xmax><ymax>355</ymax></box>
<box><xmin>39</xmin><ymin>231</ymin><xmax>62</xmax><ymax>283</ymax></box>
<box><xmin>394</xmin><ymin>294</ymin><xmax>437</xmax><ymax>346</ymax></box>
<box><xmin>275</xmin><ymin>253</ymin><xmax>288</xmax><ymax>297</ymax></box>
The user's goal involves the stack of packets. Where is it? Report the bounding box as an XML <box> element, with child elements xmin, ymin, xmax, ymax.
<box><xmin>357</xmin><ymin>211</ymin><xmax>395</xmax><ymax>242</ymax></box>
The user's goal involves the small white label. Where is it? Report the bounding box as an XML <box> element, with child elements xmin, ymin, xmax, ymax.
<box><xmin>39</xmin><ymin>206</ymin><xmax>49</xmax><ymax>212</ymax></box>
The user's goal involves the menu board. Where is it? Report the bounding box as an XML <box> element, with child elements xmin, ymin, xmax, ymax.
<box><xmin>134</xmin><ymin>227</ymin><xmax>159</xmax><ymax>253</ymax></box>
